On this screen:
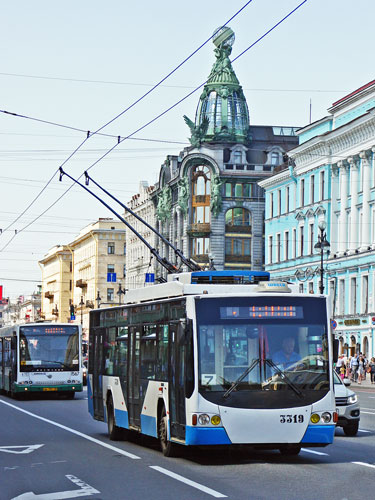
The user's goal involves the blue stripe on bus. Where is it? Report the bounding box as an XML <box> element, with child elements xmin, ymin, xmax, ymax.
<box><xmin>185</xmin><ymin>426</ymin><xmax>231</xmax><ymax>445</ymax></box>
<box><xmin>87</xmin><ymin>377</ymin><xmax>94</xmax><ymax>417</ymax></box>
<box><xmin>301</xmin><ymin>425</ymin><xmax>335</xmax><ymax>444</ymax></box>
<box><xmin>141</xmin><ymin>414</ymin><xmax>157</xmax><ymax>438</ymax></box>
<box><xmin>115</xmin><ymin>408</ymin><xmax>129</xmax><ymax>429</ymax></box>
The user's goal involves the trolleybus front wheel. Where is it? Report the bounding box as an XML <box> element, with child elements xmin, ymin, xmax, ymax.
<box><xmin>278</xmin><ymin>444</ymin><xmax>301</xmax><ymax>456</ymax></box>
<box><xmin>158</xmin><ymin>407</ymin><xmax>179</xmax><ymax>457</ymax></box>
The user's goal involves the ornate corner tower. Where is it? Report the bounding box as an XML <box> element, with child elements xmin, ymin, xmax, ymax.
<box><xmin>184</xmin><ymin>26</ymin><xmax>250</xmax><ymax>147</ymax></box>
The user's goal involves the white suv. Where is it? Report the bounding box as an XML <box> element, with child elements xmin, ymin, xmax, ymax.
<box><xmin>333</xmin><ymin>371</ymin><xmax>360</xmax><ymax>436</ymax></box>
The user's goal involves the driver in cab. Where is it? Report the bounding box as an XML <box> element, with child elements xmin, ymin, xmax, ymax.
<box><xmin>273</xmin><ymin>336</ymin><xmax>301</xmax><ymax>370</ymax></box>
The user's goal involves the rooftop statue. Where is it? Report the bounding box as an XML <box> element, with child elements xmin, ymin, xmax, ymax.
<box><xmin>183</xmin><ymin>115</ymin><xmax>209</xmax><ymax>148</ymax></box>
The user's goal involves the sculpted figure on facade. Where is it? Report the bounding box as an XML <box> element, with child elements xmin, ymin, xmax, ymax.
<box><xmin>183</xmin><ymin>115</ymin><xmax>210</xmax><ymax>148</ymax></box>
<box><xmin>177</xmin><ymin>176</ymin><xmax>189</xmax><ymax>217</ymax></box>
<box><xmin>156</xmin><ymin>186</ymin><xmax>172</xmax><ymax>222</ymax></box>
<box><xmin>210</xmin><ymin>173</ymin><xmax>224</xmax><ymax>217</ymax></box>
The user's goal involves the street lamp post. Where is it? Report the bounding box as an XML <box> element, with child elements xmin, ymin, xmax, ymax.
<box><xmin>79</xmin><ymin>295</ymin><xmax>84</xmax><ymax>326</ymax></box>
<box><xmin>314</xmin><ymin>219</ymin><xmax>330</xmax><ymax>294</ymax></box>
<box><xmin>117</xmin><ymin>282</ymin><xmax>127</xmax><ymax>304</ymax></box>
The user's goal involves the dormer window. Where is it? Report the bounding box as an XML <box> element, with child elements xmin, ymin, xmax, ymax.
<box><xmin>234</xmin><ymin>151</ymin><xmax>242</xmax><ymax>164</ymax></box>
<box><xmin>271</xmin><ymin>152</ymin><xmax>279</xmax><ymax>166</ymax></box>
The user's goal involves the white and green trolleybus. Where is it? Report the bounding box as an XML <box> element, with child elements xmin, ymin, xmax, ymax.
<box><xmin>88</xmin><ymin>271</ymin><xmax>338</xmax><ymax>456</ymax></box>
<box><xmin>0</xmin><ymin>322</ymin><xmax>83</xmax><ymax>398</ymax></box>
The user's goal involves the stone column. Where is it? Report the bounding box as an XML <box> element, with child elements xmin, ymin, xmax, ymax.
<box><xmin>338</xmin><ymin>161</ymin><xmax>348</xmax><ymax>255</ymax></box>
<box><xmin>330</xmin><ymin>164</ymin><xmax>340</xmax><ymax>255</ymax></box>
<box><xmin>348</xmin><ymin>157</ymin><xmax>359</xmax><ymax>252</ymax></box>
<box><xmin>360</xmin><ymin>150</ymin><xmax>371</xmax><ymax>250</ymax></box>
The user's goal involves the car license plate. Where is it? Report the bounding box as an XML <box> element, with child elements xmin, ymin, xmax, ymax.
<box><xmin>43</xmin><ymin>388</ymin><xmax>58</xmax><ymax>391</ymax></box>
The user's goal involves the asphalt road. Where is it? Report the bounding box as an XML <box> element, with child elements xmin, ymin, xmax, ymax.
<box><xmin>1</xmin><ymin>388</ymin><xmax>375</xmax><ymax>500</ymax></box>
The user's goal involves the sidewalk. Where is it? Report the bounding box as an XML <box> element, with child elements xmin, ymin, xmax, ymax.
<box><xmin>348</xmin><ymin>376</ymin><xmax>375</xmax><ymax>391</ymax></box>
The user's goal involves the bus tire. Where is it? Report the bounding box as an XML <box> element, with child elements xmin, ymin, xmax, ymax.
<box><xmin>158</xmin><ymin>407</ymin><xmax>179</xmax><ymax>457</ymax></box>
<box><xmin>279</xmin><ymin>444</ymin><xmax>301</xmax><ymax>456</ymax></box>
<box><xmin>107</xmin><ymin>397</ymin><xmax>122</xmax><ymax>441</ymax></box>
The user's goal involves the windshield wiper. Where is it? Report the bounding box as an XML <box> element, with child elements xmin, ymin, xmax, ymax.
<box><xmin>265</xmin><ymin>358</ymin><xmax>303</xmax><ymax>398</ymax></box>
<box><xmin>222</xmin><ymin>358</ymin><xmax>259</xmax><ymax>399</ymax></box>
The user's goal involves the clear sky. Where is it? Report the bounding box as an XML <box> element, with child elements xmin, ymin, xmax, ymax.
<box><xmin>1</xmin><ymin>0</ymin><xmax>374</xmax><ymax>299</ymax></box>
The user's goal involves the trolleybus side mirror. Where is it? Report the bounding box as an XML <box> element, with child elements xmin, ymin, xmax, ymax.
<box><xmin>333</xmin><ymin>339</ymin><xmax>339</xmax><ymax>364</ymax></box>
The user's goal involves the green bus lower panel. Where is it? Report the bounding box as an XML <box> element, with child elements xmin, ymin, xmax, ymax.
<box><xmin>14</xmin><ymin>384</ymin><xmax>83</xmax><ymax>393</ymax></box>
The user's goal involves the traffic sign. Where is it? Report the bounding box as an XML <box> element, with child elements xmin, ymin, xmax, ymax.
<box><xmin>331</xmin><ymin>319</ymin><xmax>337</xmax><ymax>330</ymax></box>
<box><xmin>107</xmin><ymin>272</ymin><xmax>117</xmax><ymax>283</ymax></box>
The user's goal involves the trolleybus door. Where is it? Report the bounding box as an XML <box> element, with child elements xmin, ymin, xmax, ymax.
<box><xmin>128</xmin><ymin>326</ymin><xmax>141</xmax><ymax>429</ymax></box>
<box><xmin>169</xmin><ymin>321</ymin><xmax>186</xmax><ymax>441</ymax></box>
<box><xmin>0</xmin><ymin>338</ymin><xmax>3</xmax><ymax>390</ymax></box>
<box><xmin>91</xmin><ymin>328</ymin><xmax>105</xmax><ymax>420</ymax></box>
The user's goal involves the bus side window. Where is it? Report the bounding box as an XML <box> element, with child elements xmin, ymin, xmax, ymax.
<box><xmin>104</xmin><ymin>327</ymin><xmax>117</xmax><ymax>375</ymax></box>
<box><xmin>156</xmin><ymin>324</ymin><xmax>168</xmax><ymax>381</ymax></box>
<box><xmin>141</xmin><ymin>325</ymin><xmax>156</xmax><ymax>380</ymax></box>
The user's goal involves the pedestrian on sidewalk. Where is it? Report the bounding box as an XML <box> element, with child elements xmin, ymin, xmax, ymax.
<box><xmin>346</xmin><ymin>356</ymin><xmax>352</xmax><ymax>379</ymax></box>
<box><xmin>369</xmin><ymin>357</ymin><xmax>375</xmax><ymax>384</ymax></box>
<box><xmin>357</xmin><ymin>355</ymin><xmax>365</xmax><ymax>384</ymax></box>
<box><xmin>350</xmin><ymin>354</ymin><xmax>359</xmax><ymax>382</ymax></box>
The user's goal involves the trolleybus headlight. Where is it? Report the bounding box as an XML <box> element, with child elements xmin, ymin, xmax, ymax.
<box><xmin>321</xmin><ymin>412</ymin><xmax>332</xmax><ymax>423</ymax></box>
<box><xmin>310</xmin><ymin>413</ymin><xmax>320</xmax><ymax>424</ymax></box>
<box><xmin>348</xmin><ymin>394</ymin><xmax>357</xmax><ymax>404</ymax></box>
<box><xmin>198</xmin><ymin>414</ymin><xmax>210</xmax><ymax>425</ymax></box>
<box><xmin>211</xmin><ymin>415</ymin><xmax>221</xmax><ymax>426</ymax></box>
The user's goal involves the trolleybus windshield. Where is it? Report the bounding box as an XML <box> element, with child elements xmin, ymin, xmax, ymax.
<box><xmin>19</xmin><ymin>325</ymin><xmax>80</xmax><ymax>371</ymax></box>
<box><xmin>196</xmin><ymin>296</ymin><xmax>329</xmax><ymax>409</ymax></box>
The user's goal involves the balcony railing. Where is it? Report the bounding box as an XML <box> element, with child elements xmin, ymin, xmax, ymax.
<box><xmin>225</xmin><ymin>255</ymin><xmax>251</xmax><ymax>263</ymax></box>
<box><xmin>188</xmin><ymin>223</ymin><xmax>211</xmax><ymax>234</ymax></box>
<box><xmin>225</xmin><ymin>224</ymin><xmax>252</xmax><ymax>234</ymax></box>
<box><xmin>44</xmin><ymin>291</ymin><xmax>54</xmax><ymax>299</ymax></box>
<box><xmin>191</xmin><ymin>254</ymin><xmax>209</xmax><ymax>263</ymax></box>
<box><xmin>76</xmin><ymin>279</ymin><xmax>87</xmax><ymax>288</ymax></box>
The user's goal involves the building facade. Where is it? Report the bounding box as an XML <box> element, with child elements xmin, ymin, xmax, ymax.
<box><xmin>124</xmin><ymin>181</ymin><xmax>156</xmax><ymax>290</ymax></box>
<box><xmin>39</xmin><ymin>245</ymin><xmax>72</xmax><ymax>323</ymax></box>
<box><xmin>260</xmin><ymin>79</ymin><xmax>375</xmax><ymax>358</ymax></box>
<box><xmin>39</xmin><ymin>218</ymin><xmax>126</xmax><ymax>337</ymax></box>
<box><xmin>152</xmin><ymin>27</ymin><xmax>298</xmax><ymax>278</ymax></box>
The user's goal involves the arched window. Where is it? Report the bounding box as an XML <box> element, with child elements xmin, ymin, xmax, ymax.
<box><xmin>225</xmin><ymin>208</ymin><xmax>251</xmax><ymax>228</ymax></box>
<box><xmin>192</xmin><ymin>165</ymin><xmax>211</xmax><ymax>225</ymax></box>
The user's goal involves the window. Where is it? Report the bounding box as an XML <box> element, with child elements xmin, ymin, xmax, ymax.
<box><xmin>278</xmin><ymin>190</ymin><xmax>281</xmax><ymax>215</ymax></box>
<box><xmin>285</xmin><ymin>231</ymin><xmax>289</xmax><ymax>260</ymax></box>
<box><xmin>293</xmin><ymin>228</ymin><xmax>297</xmax><ymax>259</ymax></box>
<box><xmin>192</xmin><ymin>165</ymin><xmax>211</xmax><ymax>196</ymax></box>
<box><xmin>191</xmin><ymin>237</ymin><xmax>209</xmax><ymax>256</ymax></box>
<box><xmin>225</xmin><ymin>237</ymin><xmax>251</xmax><ymax>256</ymax></box>
<box><xmin>309</xmin><ymin>224</ymin><xmax>314</xmax><ymax>254</ymax></box>
<box><xmin>350</xmin><ymin>277</ymin><xmax>357</xmax><ymax>314</ymax></box>
<box><xmin>123</xmin><ymin>264</ymin><xmax>126</xmax><ymax>277</ymax></box>
<box><xmin>310</xmin><ymin>175</ymin><xmax>315</xmax><ymax>204</ymax></box>
<box><xmin>234</xmin><ymin>151</ymin><xmax>242</xmax><ymax>164</ymax></box>
<box><xmin>108</xmin><ymin>242</ymin><xmax>115</xmax><ymax>254</ymax></box>
<box><xmin>320</xmin><ymin>171</ymin><xmax>325</xmax><ymax>200</ymax></box>
<box><xmin>268</xmin><ymin>236</ymin><xmax>273</xmax><ymax>264</ymax></box>
<box><xmin>339</xmin><ymin>279</ymin><xmax>345</xmax><ymax>315</ymax></box>
<box><xmin>193</xmin><ymin>205</ymin><xmax>210</xmax><ymax>224</ymax></box>
<box><xmin>299</xmin><ymin>226</ymin><xmax>304</xmax><ymax>256</ymax></box>
<box><xmin>271</xmin><ymin>152</ymin><xmax>279</xmax><ymax>166</ymax></box>
<box><xmin>299</xmin><ymin>284</ymin><xmax>304</xmax><ymax>293</ymax></box>
<box><xmin>308</xmin><ymin>282</ymin><xmax>314</xmax><ymax>294</ymax></box>
<box><xmin>270</xmin><ymin>193</ymin><xmax>274</xmax><ymax>218</ymax></box>
<box><xmin>225</xmin><ymin>183</ymin><xmax>232</xmax><ymax>197</ymax></box>
<box><xmin>107</xmin><ymin>288</ymin><xmax>114</xmax><ymax>301</ymax></box>
<box><xmin>107</xmin><ymin>264</ymin><xmax>115</xmax><ymax>273</ymax></box>
<box><xmin>225</xmin><ymin>208</ymin><xmax>251</xmax><ymax>228</ymax></box>
<box><xmin>300</xmin><ymin>179</ymin><xmax>305</xmax><ymax>207</ymax></box>
<box><xmin>123</xmin><ymin>243</ymin><xmax>126</xmax><ymax>255</ymax></box>
<box><xmin>362</xmin><ymin>276</ymin><xmax>368</xmax><ymax>314</ymax></box>
<box><xmin>276</xmin><ymin>234</ymin><xmax>281</xmax><ymax>262</ymax></box>
<box><xmin>286</xmin><ymin>186</ymin><xmax>290</xmax><ymax>213</ymax></box>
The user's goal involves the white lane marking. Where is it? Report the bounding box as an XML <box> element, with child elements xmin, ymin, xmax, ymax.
<box><xmin>0</xmin><ymin>399</ymin><xmax>140</xmax><ymax>460</ymax></box>
<box><xmin>358</xmin><ymin>429</ymin><xmax>372</xmax><ymax>433</ymax></box>
<box><xmin>360</xmin><ymin>407</ymin><xmax>375</xmax><ymax>410</ymax></box>
<box><xmin>352</xmin><ymin>462</ymin><xmax>375</xmax><ymax>469</ymax></box>
<box><xmin>0</xmin><ymin>444</ymin><xmax>44</xmax><ymax>454</ymax></box>
<box><xmin>301</xmin><ymin>448</ymin><xmax>329</xmax><ymax>456</ymax></box>
<box><xmin>11</xmin><ymin>474</ymin><xmax>99</xmax><ymax>499</ymax></box>
<box><xmin>360</xmin><ymin>411</ymin><xmax>375</xmax><ymax>415</ymax></box>
<box><xmin>150</xmin><ymin>466</ymin><xmax>227</xmax><ymax>498</ymax></box>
